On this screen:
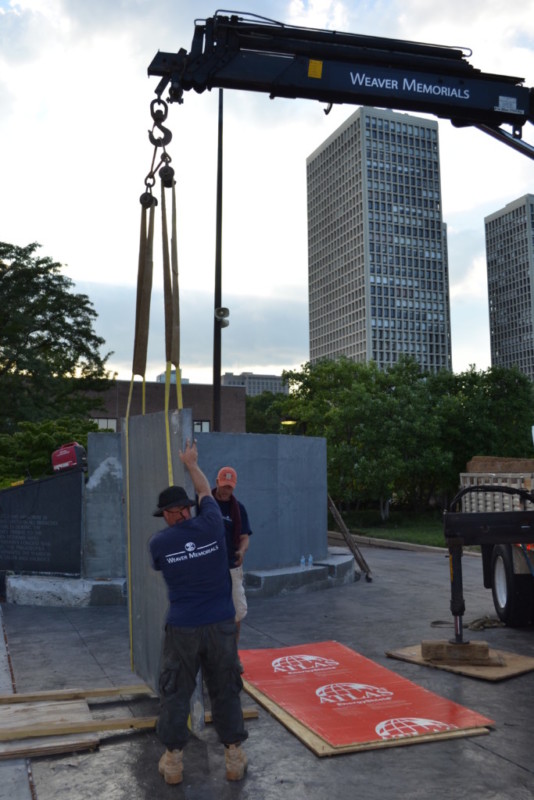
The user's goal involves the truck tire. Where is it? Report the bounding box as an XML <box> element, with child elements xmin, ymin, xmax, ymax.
<box><xmin>491</xmin><ymin>544</ymin><xmax>533</xmax><ymax>627</ymax></box>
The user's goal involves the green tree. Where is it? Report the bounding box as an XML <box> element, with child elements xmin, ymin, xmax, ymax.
<box><xmin>377</xmin><ymin>358</ymin><xmax>452</xmax><ymax>511</ymax></box>
<box><xmin>280</xmin><ymin>359</ymin><xmax>405</xmax><ymax>515</ymax></box>
<box><xmin>246</xmin><ymin>392</ymin><xmax>286</xmax><ymax>433</ymax></box>
<box><xmin>0</xmin><ymin>417</ymin><xmax>101</xmax><ymax>487</ymax></box>
<box><xmin>0</xmin><ymin>242</ymin><xmax>112</xmax><ymax>433</ymax></box>
<box><xmin>428</xmin><ymin>365</ymin><xmax>534</xmax><ymax>498</ymax></box>
<box><xmin>279</xmin><ymin>358</ymin><xmax>534</xmax><ymax>515</ymax></box>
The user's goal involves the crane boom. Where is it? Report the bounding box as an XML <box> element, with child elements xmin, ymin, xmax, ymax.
<box><xmin>148</xmin><ymin>12</ymin><xmax>534</xmax><ymax>158</ymax></box>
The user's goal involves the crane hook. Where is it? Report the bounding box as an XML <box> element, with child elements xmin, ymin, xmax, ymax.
<box><xmin>148</xmin><ymin>98</ymin><xmax>173</xmax><ymax>147</ymax></box>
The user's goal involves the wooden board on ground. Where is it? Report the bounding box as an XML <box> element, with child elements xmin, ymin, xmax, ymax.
<box><xmin>0</xmin><ymin>684</ymin><xmax>154</xmax><ymax>705</ymax></box>
<box><xmin>241</xmin><ymin>641</ymin><xmax>493</xmax><ymax>757</ymax></box>
<box><xmin>0</xmin><ymin>699</ymin><xmax>99</xmax><ymax>759</ymax></box>
<box><xmin>0</xmin><ymin>688</ymin><xmax>259</xmax><ymax>761</ymax></box>
<box><xmin>243</xmin><ymin>679</ymin><xmax>489</xmax><ymax>757</ymax></box>
<box><xmin>386</xmin><ymin>644</ymin><xmax>534</xmax><ymax>681</ymax></box>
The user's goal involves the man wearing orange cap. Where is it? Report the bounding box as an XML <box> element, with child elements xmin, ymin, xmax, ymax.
<box><xmin>213</xmin><ymin>466</ymin><xmax>252</xmax><ymax>671</ymax></box>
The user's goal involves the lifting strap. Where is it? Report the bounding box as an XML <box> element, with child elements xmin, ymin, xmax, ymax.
<box><xmin>160</xmin><ymin>179</ymin><xmax>183</xmax><ymax>485</ymax></box>
<box><xmin>125</xmin><ymin>153</ymin><xmax>182</xmax><ymax>668</ymax></box>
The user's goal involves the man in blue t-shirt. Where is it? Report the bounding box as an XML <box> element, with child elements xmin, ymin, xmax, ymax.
<box><xmin>149</xmin><ymin>440</ymin><xmax>248</xmax><ymax>785</ymax></box>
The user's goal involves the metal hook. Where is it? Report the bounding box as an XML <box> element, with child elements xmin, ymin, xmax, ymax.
<box><xmin>148</xmin><ymin>98</ymin><xmax>173</xmax><ymax>147</ymax></box>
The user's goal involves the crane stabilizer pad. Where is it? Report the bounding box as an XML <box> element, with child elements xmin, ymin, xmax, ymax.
<box><xmin>387</xmin><ymin>643</ymin><xmax>534</xmax><ymax>681</ymax></box>
<box><xmin>240</xmin><ymin>641</ymin><xmax>493</xmax><ymax>756</ymax></box>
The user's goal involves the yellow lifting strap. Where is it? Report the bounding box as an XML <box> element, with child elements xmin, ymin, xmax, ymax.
<box><xmin>125</xmin><ymin>176</ymin><xmax>182</xmax><ymax>668</ymax></box>
<box><xmin>161</xmin><ymin>180</ymin><xmax>183</xmax><ymax>483</ymax></box>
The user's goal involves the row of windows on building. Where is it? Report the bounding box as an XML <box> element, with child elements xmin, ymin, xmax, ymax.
<box><xmin>365</xmin><ymin>156</ymin><xmax>440</xmax><ymax>172</ymax></box>
<box><xmin>365</xmin><ymin>114</ymin><xmax>438</xmax><ymax>135</ymax></box>
<box><xmin>308</xmin><ymin>130</ymin><xmax>437</xmax><ymax>185</ymax></box>
<box><xmin>95</xmin><ymin>418</ymin><xmax>212</xmax><ymax>433</ymax></box>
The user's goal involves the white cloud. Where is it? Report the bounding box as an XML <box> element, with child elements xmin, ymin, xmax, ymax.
<box><xmin>1</xmin><ymin>0</ymin><xmax>534</xmax><ymax>380</ymax></box>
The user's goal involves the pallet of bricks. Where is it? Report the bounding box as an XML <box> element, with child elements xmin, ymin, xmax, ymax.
<box><xmin>460</xmin><ymin>456</ymin><xmax>534</xmax><ymax>512</ymax></box>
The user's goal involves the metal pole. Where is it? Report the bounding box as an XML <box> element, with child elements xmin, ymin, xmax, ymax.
<box><xmin>448</xmin><ymin>542</ymin><xmax>467</xmax><ymax>644</ymax></box>
<box><xmin>212</xmin><ymin>89</ymin><xmax>223</xmax><ymax>431</ymax></box>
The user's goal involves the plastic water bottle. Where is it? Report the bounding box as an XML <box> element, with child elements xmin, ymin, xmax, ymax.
<box><xmin>307</xmin><ymin>553</ymin><xmax>313</xmax><ymax>568</ymax></box>
<box><xmin>300</xmin><ymin>555</ymin><xmax>306</xmax><ymax>569</ymax></box>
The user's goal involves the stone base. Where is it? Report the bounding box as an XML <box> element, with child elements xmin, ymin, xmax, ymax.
<box><xmin>5</xmin><ymin>549</ymin><xmax>356</xmax><ymax>605</ymax></box>
<box><xmin>244</xmin><ymin>547</ymin><xmax>356</xmax><ymax>597</ymax></box>
<box><xmin>5</xmin><ymin>576</ymin><xmax>127</xmax><ymax>607</ymax></box>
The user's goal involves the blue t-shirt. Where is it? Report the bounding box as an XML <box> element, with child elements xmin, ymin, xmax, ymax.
<box><xmin>149</xmin><ymin>495</ymin><xmax>234</xmax><ymax>627</ymax></box>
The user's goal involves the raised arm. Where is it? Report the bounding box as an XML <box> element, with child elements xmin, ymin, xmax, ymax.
<box><xmin>179</xmin><ymin>439</ymin><xmax>210</xmax><ymax>502</ymax></box>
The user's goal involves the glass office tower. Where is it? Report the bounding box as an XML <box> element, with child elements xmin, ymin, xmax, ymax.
<box><xmin>485</xmin><ymin>194</ymin><xmax>534</xmax><ymax>379</ymax></box>
<box><xmin>307</xmin><ymin>107</ymin><xmax>451</xmax><ymax>372</ymax></box>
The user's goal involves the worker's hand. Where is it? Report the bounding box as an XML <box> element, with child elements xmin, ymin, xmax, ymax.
<box><xmin>234</xmin><ymin>549</ymin><xmax>245</xmax><ymax>567</ymax></box>
<box><xmin>179</xmin><ymin>439</ymin><xmax>198</xmax><ymax>469</ymax></box>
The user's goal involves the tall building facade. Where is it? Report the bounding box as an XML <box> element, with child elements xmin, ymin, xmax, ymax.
<box><xmin>307</xmin><ymin>107</ymin><xmax>451</xmax><ymax>372</ymax></box>
<box><xmin>485</xmin><ymin>194</ymin><xmax>534</xmax><ymax>379</ymax></box>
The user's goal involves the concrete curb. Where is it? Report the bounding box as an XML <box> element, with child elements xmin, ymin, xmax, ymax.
<box><xmin>328</xmin><ymin>530</ymin><xmax>482</xmax><ymax>556</ymax></box>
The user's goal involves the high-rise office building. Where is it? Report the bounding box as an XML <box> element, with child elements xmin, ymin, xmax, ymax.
<box><xmin>306</xmin><ymin>107</ymin><xmax>451</xmax><ymax>372</ymax></box>
<box><xmin>485</xmin><ymin>194</ymin><xmax>534</xmax><ymax>379</ymax></box>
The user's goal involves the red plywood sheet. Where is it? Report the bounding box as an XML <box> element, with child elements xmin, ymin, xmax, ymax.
<box><xmin>240</xmin><ymin>641</ymin><xmax>494</xmax><ymax>749</ymax></box>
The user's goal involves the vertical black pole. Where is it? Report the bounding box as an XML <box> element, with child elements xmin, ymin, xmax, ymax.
<box><xmin>213</xmin><ymin>89</ymin><xmax>223</xmax><ymax>432</ymax></box>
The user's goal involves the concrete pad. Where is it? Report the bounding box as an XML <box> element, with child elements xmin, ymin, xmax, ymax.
<box><xmin>245</xmin><ymin>549</ymin><xmax>355</xmax><ymax>596</ymax></box>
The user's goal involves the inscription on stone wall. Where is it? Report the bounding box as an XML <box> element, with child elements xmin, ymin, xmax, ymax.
<box><xmin>0</xmin><ymin>471</ymin><xmax>83</xmax><ymax>575</ymax></box>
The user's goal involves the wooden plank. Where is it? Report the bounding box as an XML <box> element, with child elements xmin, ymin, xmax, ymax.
<box><xmin>0</xmin><ymin>684</ymin><xmax>154</xmax><ymax>705</ymax></box>
<box><xmin>387</xmin><ymin>644</ymin><xmax>534</xmax><ymax>681</ymax></box>
<box><xmin>205</xmin><ymin>707</ymin><xmax>259</xmax><ymax>724</ymax></box>
<box><xmin>0</xmin><ymin>714</ymin><xmax>158</xmax><ymax>741</ymax></box>
<box><xmin>243</xmin><ymin>680</ymin><xmax>490</xmax><ymax>757</ymax></box>
<box><xmin>0</xmin><ymin>704</ymin><xmax>259</xmax><ymax>743</ymax></box>
<box><xmin>327</xmin><ymin>495</ymin><xmax>372</xmax><ymax>579</ymax></box>
<box><xmin>0</xmin><ymin>700</ymin><xmax>99</xmax><ymax>759</ymax></box>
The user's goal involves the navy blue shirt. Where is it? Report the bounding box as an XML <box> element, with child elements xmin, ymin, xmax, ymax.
<box><xmin>149</xmin><ymin>495</ymin><xmax>234</xmax><ymax>626</ymax></box>
<box><xmin>215</xmin><ymin>498</ymin><xmax>252</xmax><ymax>568</ymax></box>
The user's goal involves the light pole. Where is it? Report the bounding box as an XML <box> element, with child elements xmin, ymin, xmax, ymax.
<box><xmin>213</xmin><ymin>89</ymin><xmax>224</xmax><ymax>431</ymax></box>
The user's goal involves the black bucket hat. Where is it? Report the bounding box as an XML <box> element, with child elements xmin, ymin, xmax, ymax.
<box><xmin>153</xmin><ymin>485</ymin><xmax>195</xmax><ymax>517</ymax></box>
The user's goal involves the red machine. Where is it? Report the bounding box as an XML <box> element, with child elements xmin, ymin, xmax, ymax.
<box><xmin>51</xmin><ymin>442</ymin><xmax>87</xmax><ymax>473</ymax></box>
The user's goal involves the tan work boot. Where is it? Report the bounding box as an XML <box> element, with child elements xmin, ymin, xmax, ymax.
<box><xmin>225</xmin><ymin>743</ymin><xmax>247</xmax><ymax>781</ymax></box>
<box><xmin>158</xmin><ymin>748</ymin><xmax>183</xmax><ymax>784</ymax></box>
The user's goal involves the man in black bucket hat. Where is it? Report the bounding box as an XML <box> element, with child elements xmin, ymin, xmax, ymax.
<box><xmin>149</xmin><ymin>439</ymin><xmax>248</xmax><ymax>785</ymax></box>
<box><xmin>153</xmin><ymin>485</ymin><xmax>196</xmax><ymax>516</ymax></box>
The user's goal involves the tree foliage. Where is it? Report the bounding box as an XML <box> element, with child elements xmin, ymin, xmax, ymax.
<box><xmin>0</xmin><ymin>242</ymin><xmax>112</xmax><ymax>433</ymax></box>
<box><xmin>0</xmin><ymin>417</ymin><xmax>101</xmax><ymax>488</ymax></box>
<box><xmin>246</xmin><ymin>392</ymin><xmax>286</xmax><ymax>433</ymax></box>
<box><xmin>255</xmin><ymin>358</ymin><xmax>534</xmax><ymax>517</ymax></box>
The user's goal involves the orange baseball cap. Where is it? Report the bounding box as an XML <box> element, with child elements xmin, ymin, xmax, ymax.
<box><xmin>217</xmin><ymin>466</ymin><xmax>237</xmax><ymax>488</ymax></box>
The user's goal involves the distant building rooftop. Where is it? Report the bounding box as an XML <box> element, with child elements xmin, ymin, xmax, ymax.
<box><xmin>221</xmin><ymin>371</ymin><xmax>288</xmax><ymax>397</ymax></box>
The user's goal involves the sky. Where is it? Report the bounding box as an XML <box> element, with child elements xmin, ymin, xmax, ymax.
<box><xmin>1</xmin><ymin>0</ymin><xmax>534</xmax><ymax>384</ymax></box>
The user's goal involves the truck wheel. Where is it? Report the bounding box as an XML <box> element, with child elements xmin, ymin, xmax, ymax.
<box><xmin>491</xmin><ymin>544</ymin><xmax>533</xmax><ymax>627</ymax></box>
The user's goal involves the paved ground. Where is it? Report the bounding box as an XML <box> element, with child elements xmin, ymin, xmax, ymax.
<box><xmin>1</xmin><ymin>544</ymin><xmax>534</xmax><ymax>800</ymax></box>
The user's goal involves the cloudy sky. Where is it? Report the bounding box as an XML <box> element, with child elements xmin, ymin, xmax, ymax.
<box><xmin>1</xmin><ymin>0</ymin><xmax>534</xmax><ymax>383</ymax></box>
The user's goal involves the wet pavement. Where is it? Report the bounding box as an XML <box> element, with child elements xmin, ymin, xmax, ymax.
<box><xmin>1</xmin><ymin>544</ymin><xmax>534</xmax><ymax>800</ymax></box>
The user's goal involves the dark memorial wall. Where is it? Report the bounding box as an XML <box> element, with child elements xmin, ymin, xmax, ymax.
<box><xmin>0</xmin><ymin>470</ymin><xmax>84</xmax><ymax>576</ymax></box>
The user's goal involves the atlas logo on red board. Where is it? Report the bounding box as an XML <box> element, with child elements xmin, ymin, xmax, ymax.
<box><xmin>272</xmin><ymin>655</ymin><xmax>339</xmax><ymax>673</ymax></box>
<box><xmin>316</xmin><ymin>682</ymin><xmax>393</xmax><ymax>705</ymax></box>
<box><xmin>376</xmin><ymin>717</ymin><xmax>458</xmax><ymax>740</ymax></box>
